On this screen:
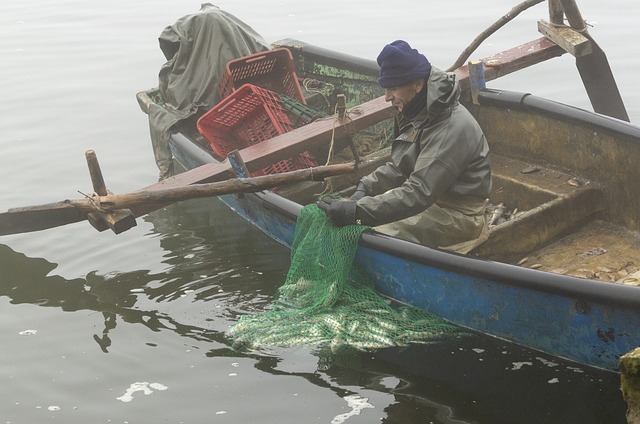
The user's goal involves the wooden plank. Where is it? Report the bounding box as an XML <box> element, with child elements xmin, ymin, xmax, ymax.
<box><xmin>453</xmin><ymin>37</ymin><xmax>566</xmax><ymax>90</ymax></box>
<box><xmin>576</xmin><ymin>40</ymin><xmax>630</xmax><ymax>122</ymax></box>
<box><xmin>537</xmin><ymin>19</ymin><xmax>592</xmax><ymax>57</ymax></box>
<box><xmin>87</xmin><ymin>209</ymin><xmax>137</xmax><ymax>234</ymax></box>
<box><xmin>142</xmin><ymin>95</ymin><xmax>395</xmax><ymax>193</ymax></box>
<box><xmin>143</xmin><ymin>162</ymin><xmax>235</xmax><ymax>189</ymax></box>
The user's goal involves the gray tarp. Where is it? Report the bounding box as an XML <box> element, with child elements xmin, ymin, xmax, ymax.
<box><xmin>148</xmin><ymin>4</ymin><xmax>269</xmax><ymax>179</ymax></box>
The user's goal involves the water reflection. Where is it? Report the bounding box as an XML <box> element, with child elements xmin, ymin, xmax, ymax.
<box><xmin>0</xmin><ymin>197</ymin><xmax>288</xmax><ymax>351</ymax></box>
<box><xmin>251</xmin><ymin>340</ymin><xmax>627</xmax><ymax>423</ymax></box>
<box><xmin>0</xmin><ymin>243</ymin><xmax>221</xmax><ymax>346</ymax></box>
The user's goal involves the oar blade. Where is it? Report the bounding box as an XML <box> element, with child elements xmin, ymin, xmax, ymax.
<box><xmin>576</xmin><ymin>41</ymin><xmax>629</xmax><ymax>122</ymax></box>
<box><xmin>0</xmin><ymin>203</ymin><xmax>84</xmax><ymax>236</ymax></box>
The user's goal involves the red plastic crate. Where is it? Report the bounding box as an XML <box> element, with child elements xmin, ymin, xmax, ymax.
<box><xmin>197</xmin><ymin>84</ymin><xmax>316</xmax><ymax>177</ymax></box>
<box><xmin>217</xmin><ymin>48</ymin><xmax>306</xmax><ymax>104</ymax></box>
<box><xmin>198</xmin><ymin>84</ymin><xmax>293</xmax><ymax>158</ymax></box>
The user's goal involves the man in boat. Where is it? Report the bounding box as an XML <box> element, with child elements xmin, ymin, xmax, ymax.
<box><xmin>318</xmin><ymin>40</ymin><xmax>492</xmax><ymax>253</ymax></box>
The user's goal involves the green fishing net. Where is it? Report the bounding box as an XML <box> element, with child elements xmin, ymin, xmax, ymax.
<box><xmin>227</xmin><ymin>204</ymin><xmax>461</xmax><ymax>352</ymax></box>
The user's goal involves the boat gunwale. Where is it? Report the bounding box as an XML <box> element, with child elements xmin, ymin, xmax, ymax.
<box><xmin>478</xmin><ymin>88</ymin><xmax>640</xmax><ymax>140</ymax></box>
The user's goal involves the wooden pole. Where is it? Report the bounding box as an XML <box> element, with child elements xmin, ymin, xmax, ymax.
<box><xmin>83</xmin><ymin>163</ymin><xmax>355</xmax><ymax>210</ymax></box>
<box><xmin>85</xmin><ymin>150</ymin><xmax>108</xmax><ymax>196</ymax></box>
<box><xmin>558</xmin><ymin>0</ymin><xmax>587</xmax><ymax>32</ymax></box>
<box><xmin>548</xmin><ymin>0</ymin><xmax>564</xmax><ymax>25</ymax></box>
<box><xmin>447</xmin><ymin>0</ymin><xmax>546</xmax><ymax>72</ymax></box>
<box><xmin>85</xmin><ymin>149</ymin><xmax>137</xmax><ymax>234</ymax></box>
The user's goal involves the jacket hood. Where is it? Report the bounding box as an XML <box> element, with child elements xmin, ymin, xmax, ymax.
<box><xmin>412</xmin><ymin>66</ymin><xmax>460</xmax><ymax>126</ymax></box>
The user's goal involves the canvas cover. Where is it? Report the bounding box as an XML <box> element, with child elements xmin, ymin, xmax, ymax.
<box><xmin>148</xmin><ymin>4</ymin><xmax>269</xmax><ymax>179</ymax></box>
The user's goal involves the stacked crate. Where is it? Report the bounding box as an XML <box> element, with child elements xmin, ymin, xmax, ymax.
<box><xmin>197</xmin><ymin>49</ymin><xmax>317</xmax><ymax>177</ymax></box>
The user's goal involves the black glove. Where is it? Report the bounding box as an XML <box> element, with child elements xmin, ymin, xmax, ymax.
<box><xmin>317</xmin><ymin>199</ymin><xmax>357</xmax><ymax>227</ymax></box>
<box><xmin>349</xmin><ymin>181</ymin><xmax>367</xmax><ymax>201</ymax></box>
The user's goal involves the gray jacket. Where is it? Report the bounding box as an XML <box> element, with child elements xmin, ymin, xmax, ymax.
<box><xmin>357</xmin><ymin>67</ymin><xmax>492</xmax><ymax>226</ymax></box>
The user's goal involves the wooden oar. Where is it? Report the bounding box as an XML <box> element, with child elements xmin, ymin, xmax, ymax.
<box><xmin>558</xmin><ymin>0</ymin><xmax>629</xmax><ymax>122</ymax></box>
<box><xmin>0</xmin><ymin>162</ymin><xmax>355</xmax><ymax>237</ymax></box>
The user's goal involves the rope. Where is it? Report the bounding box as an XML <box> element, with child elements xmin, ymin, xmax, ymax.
<box><xmin>78</xmin><ymin>190</ymin><xmax>105</xmax><ymax>212</ymax></box>
<box><xmin>316</xmin><ymin>105</ymin><xmax>362</xmax><ymax>197</ymax></box>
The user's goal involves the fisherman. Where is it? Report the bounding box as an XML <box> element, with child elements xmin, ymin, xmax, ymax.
<box><xmin>318</xmin><ymin>40</ymin><xmax>492</xmax><ymax>253</ymax></box>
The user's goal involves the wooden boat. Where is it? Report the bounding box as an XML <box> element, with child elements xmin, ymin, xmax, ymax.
<box><xmin>130</xmin><ymin>1</ymin><xmax>640</xmax><ymax>372</ymax></box>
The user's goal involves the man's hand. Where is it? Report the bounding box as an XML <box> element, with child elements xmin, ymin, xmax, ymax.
<box><xmin>317</xmin><ymin>199</ymin><xmax>357</xmax><ymax>227</ymax></box>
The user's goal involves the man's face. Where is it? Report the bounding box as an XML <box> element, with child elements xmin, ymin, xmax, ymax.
<box><xmin>383</xmin><ymin>79</ymin><xmax>424</xmax><ymax>112</ymax></box>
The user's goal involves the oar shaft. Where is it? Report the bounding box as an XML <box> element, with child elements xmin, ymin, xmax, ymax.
<box><xmin>84</xmin><ymin>163</ymin><xmax>354</xmax><ymax>211</ymax></box>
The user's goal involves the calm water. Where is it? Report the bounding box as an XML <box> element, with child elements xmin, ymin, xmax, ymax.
<box><xmin>1</xmin><ymin>1</ymin><xmax>638</xmax><ymax>423</ymax></box>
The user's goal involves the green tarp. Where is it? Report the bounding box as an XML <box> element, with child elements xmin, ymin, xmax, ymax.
<box><xmin>148</xmin><ymin>4</ymin><xmax>269</xmax><ymax>179</ymax></box>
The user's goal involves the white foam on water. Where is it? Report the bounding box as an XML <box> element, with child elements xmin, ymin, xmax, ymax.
<box><xmin>18</xmin><ymin>329</ymin><xmax>37</xmax><ymax>336</ymax></box>
<box><xmin>331</xmin><ymin>395</ymin><xmax>374</xmax><ymax>424</ymax></box>
<box><xmin>511</xmin><ymin>361</ymin><xmax>533</xmax><ymax>370</ymax></box>
<box><xmin>116</xmin><ymin>382</ymin><xmax>168</xmax><ymax>402</ymax></box>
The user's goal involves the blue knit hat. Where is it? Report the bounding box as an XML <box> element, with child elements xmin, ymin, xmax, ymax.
<box><xmin>377</xmin><ymin>40</ymin><xmax>432</xmax><ymax>88</ymax></box>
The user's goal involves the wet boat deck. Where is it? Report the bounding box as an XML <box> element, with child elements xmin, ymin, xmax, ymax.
<box><xmin>477</xmin><ymin>154</ymin><xmax>640</xmax><ymax>286</ymax></box>
<box><xmin>522</xmin><ymin>219</ymin><xmax>640</xmax><ymax>285</ymax></box>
